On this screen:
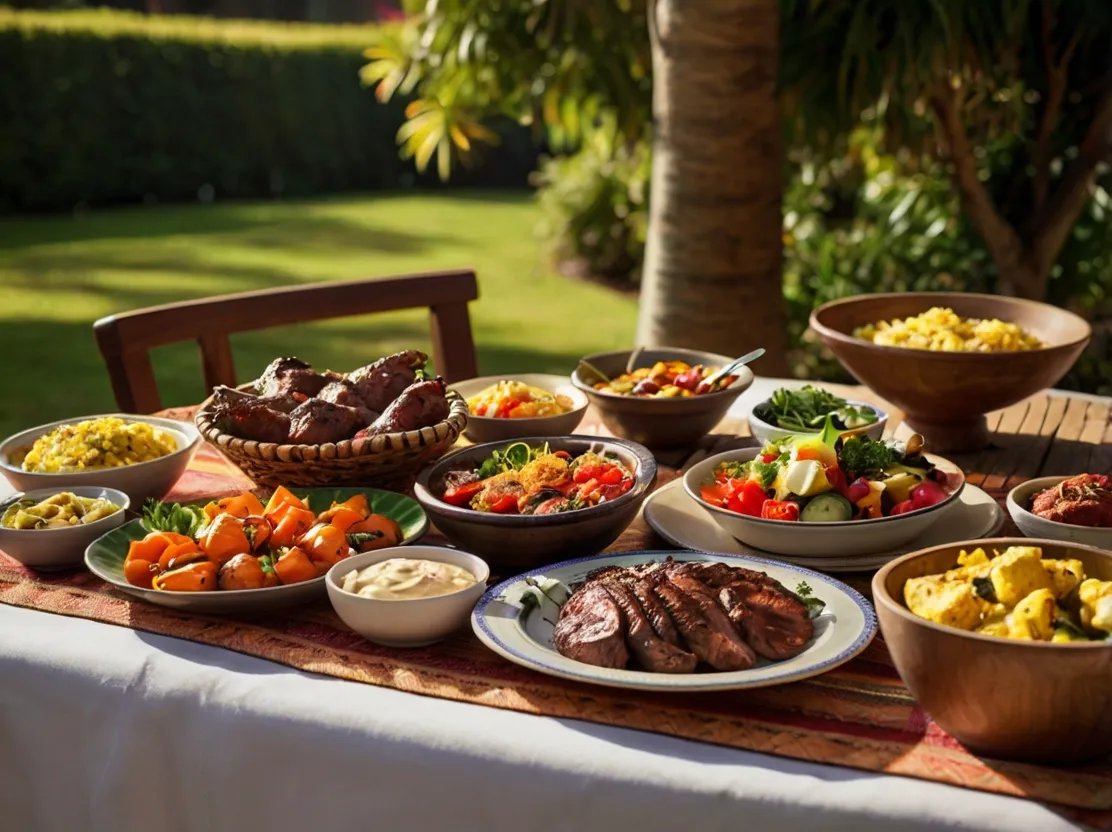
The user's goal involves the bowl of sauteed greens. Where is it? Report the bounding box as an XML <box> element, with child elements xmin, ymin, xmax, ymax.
<box><xmin>571</xmin><ymin>347</ymin><xmax>755</xmax><ymax>449</ymax></box>
<box><xmin>683</xmin><ymin>417</ymin><xmax>964</xmax><ymax>557</ymax></box>
<box><xmin>0</xmin><ymin>486</ymin><xmax>130</xmax><ymax>569</ymax></box>
<box><xmin>748</xmin><ymin>385</ymin><xmax>886</xmax><ymax>446</ymax></box>
<box><xmin>414</xmin><ymin>435</ymin><xmax>657</xmax><ymax>567</ymax></box>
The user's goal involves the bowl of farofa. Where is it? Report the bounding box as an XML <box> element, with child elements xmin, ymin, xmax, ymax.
<box><xmin>810</xmin><ymin>293</ymin><xmax>1090</xmax><ymax>453</ymax></box>
<box><xmin>0</xmin><ymin>414</ymin><xmax>201</xmax><ymax>505</ymax></box>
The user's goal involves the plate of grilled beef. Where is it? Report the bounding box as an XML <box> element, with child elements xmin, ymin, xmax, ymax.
<box><xmin>471</xmin><ymin>551</ymin><xmax>876</xmax><ymax>691</ymax></box>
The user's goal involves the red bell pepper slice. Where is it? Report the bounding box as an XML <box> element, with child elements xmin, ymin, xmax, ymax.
<box><xmin>487</xmin><ymin>494</ymin><xmax>519</xmax><ymax>514</ymax></box>
<box><xmin>726</xmin><ymin>479</ymin><xmax>768</xmax><ymax>517</ymax></box>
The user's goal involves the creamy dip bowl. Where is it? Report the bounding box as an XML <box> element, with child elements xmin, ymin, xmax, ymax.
<box><xmin>325</xmin><ymin>545</ymin><xmax>490</xmax><ymax>647</ymax></box>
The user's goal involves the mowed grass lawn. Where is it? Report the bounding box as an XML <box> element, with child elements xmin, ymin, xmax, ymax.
<box><xmin>0</xmin><ymin>191</ymin><xmax>637</xmax><ymax>437</ymax></box>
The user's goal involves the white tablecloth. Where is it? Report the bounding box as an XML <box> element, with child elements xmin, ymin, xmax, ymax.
<box><xmin>0</xmin><ymin>604</ymin><xmax>1085</xmax><ymax>832</ymax></box>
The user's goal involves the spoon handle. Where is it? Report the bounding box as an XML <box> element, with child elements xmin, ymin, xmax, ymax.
<box><xmin>700</xmin><ymin>347</ymin><xmax>765</xmax><ymax>392</ymax></box>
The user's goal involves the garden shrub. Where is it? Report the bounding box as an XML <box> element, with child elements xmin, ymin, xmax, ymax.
<box><xmin>0</xmin><ymin>8</ymin><xmax>537</xmax><ymax>212</ymax></box>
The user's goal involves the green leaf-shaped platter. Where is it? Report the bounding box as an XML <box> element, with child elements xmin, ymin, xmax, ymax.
<box><xmin>84</xmin><ymin>487</ymin><xmax>428</xmax><ymax>614</ymax></box>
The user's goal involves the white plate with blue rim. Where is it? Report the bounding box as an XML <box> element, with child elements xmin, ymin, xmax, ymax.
<box><xmin>471</xmin><ymin>549</ymin><xmax>877</xmax><ymax>692</ymax></box>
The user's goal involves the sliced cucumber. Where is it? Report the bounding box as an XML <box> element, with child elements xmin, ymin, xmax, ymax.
<box><xmin>800</xmin><ymin>492</ymin><xmax>853</xmax><ymax>523</ymax></box>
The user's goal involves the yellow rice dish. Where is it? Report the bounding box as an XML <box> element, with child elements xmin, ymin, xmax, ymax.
<box><xmin>20</xmin><ymin>417</ymin><xmax>177</xmax><ymax>473</ymax></box>
<box><xmin>854</xmin><ymin>306</ymin><xmax>1043</xmax><ymax>352</ymax></box>
<box><xmin>467</xmin><ymin>381</ymin><xmax>574</xmax><ymax>419</ymax></box>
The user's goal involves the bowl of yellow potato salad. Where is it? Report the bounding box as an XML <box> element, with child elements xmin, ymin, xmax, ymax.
<box><xmin>0</xmin><ymin>414</ymin><xmax>201</xmax><ymax>506</ymax></box>
<box><xmin>873</xmin><ymin>537</ymin><xmax>1112</xmax><ymax>764</ymax></box>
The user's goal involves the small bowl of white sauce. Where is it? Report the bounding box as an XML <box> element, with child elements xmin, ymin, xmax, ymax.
<box><xmin>326</xmin><ymin>545</ymin><xmax>490</xmax><ymax>647</ymax></box>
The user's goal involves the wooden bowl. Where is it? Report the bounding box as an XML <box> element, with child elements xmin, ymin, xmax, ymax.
<box><xmin>570</xmin><ymin>347</ymin><xmax>755</xmax><ymax>449</ymax></box>
<box><xmin>810</xmin><ymin>293</ymin><xmax>1090</xmax><ymax>453</ymax></box>
<box><xmin>873</xmin><ymin>537</ymin><xmax>1112</xmax><ymax>764</ymax></box>
<box><xmin>194</xmin><ymin>388</ymin><xmax>469</xmax><ymax>490</ymax></box>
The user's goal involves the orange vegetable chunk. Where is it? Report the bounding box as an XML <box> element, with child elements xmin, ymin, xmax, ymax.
<box><xmin>199</xmin><ymin>513</ymin><xmax>251</xmax><ymax>566</ymax></box>
<box><xmin>157</xmin><ymin>540</ymin><xmax>203</xmax><ymax>573</ymax></box>
<box><xmin>321</xmin><ymin>506</ymin><xmax>362</xmax><ymax>533</ymax></box>
<box><xmin>273</xmin><ymin>547</ymin><xmax>318</xmax><ymax>585</ymax></box>
<box><xmin>270</xmin><ymin>506</ymin><xmax>316</xmax><ymax>549</ymax></box>
<box><xmin>124</xmin><ymin>559</ymin><xmax>159</xmax><ymax>588</ymax></box>
<box><xmin>153</xmin><ymin>561</ymin><xmax>219</xmax><ymax>592</ymax></box>
<box><xmin>347</xmin><ymin>514</ymin><xmax>403</xmax><ymax>551</ymax></box>
<box><xmin>263</xmin><ymin>486</ymin><xmax>307</xmax><ymax>523</ymax></box>
<box><xmin>218</xmin><ymin>553</ymin><xmax>267</xmax><ymax>590</ymax></box>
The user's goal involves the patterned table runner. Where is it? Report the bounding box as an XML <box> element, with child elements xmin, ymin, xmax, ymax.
<box><xmin>3</xmin><ymin>439</ymin><xmax>1112</xmax><ymax>826</ymax></box>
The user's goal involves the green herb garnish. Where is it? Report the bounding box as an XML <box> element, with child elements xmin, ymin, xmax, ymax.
<box><xmin>837</xmin><ymin>435</ymin><xmax>899</xmax><ymax>476</ymax></box>
<box><xmin>141</xmin><ymin>498</ymin><xmax>206</xmax><ymax>537</ymax></box>
<box><xmin>794</xmin><ymin>581</ymin><xmax>827</xmax><ymax>619</ymax></box>
<box><xmin>476</xmin><ymin>441</ymin><xmax>552</xmax><ymax>479</ymax></box>
<box><xmin>347</xmin><ymin>531</ymin><xmax>384</xmax><ymax>549</ymax></box>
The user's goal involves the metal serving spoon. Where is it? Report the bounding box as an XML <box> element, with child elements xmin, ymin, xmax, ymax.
<box><xmin>698</xmin><ymin>347</ymin><xmax>766</xmax><ymax>393</ymax></box>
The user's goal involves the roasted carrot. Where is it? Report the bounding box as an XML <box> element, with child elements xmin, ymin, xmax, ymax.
<box><xmin>298</xmin><ymin>523</ymin><xmax>350</xmax><ymax>572</ymax></box>
<box><xmin>346</xmin><ymin>514</ymin><xmax>403</xmax><ymax>552</ymax></box>
<box><xmin>199</xmin><ymin>513</ymin><xmax>251</xmax><ymax>565</ymax></box>
<box><xmin>124</xmin><ymin>558</ymin><xmax>159</xmax><ymax>589</ymax></box>
<box><xmin>152</xmin><ymin>561</ymin><xmax>219</xmax><ymax>592</ymax></box>
<box><xmin>320</xmin><ymin>506</ymin><xmax>362</xmax><ymax>533</ymax></box>
<box><xmin>319</xmin><ymin>494</ymin><xmax>370</xmax><ymax>523</ymax></box>
<box><xmin>273</xmin><ymin>546</ymin><xmax>318</xmax><ymax>585</ymax></box>
<box><xmin>157</xmin><ymin>540</ymin><xmax>203</xmax><ymax>573</ymax></box>
<box><xmin>269</xmin><ymin>506</ymin><xmax>316</xmax><ymax>549</ymax></box>
<box><xmin>263</xmin><ymin>486</ymin><xmax>307</xmax><ymax>523</ymax></box>
<box><xmin>126</xmin><ymin>531</ymin><xmax>194</xmax><ymax>564</ymax></box>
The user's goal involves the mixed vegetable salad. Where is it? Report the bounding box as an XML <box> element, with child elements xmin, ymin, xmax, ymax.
<box><xmin>441</xmin><ymin>442</ymin><xmax>635</xmax><ymax>515</ymax></box>
<box><xmin>752</xmin><ymin>386</ymin><xmax>879</xmax><ymax>433</ymax></box>
<box><xmin>700</xmin><ymin>417</ymin><xmax>955</xmax><ymax>523</ymax></box>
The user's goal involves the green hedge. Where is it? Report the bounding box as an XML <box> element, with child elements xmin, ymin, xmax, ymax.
<box><xmin>0</xmin><ymin>9</ymin><xmax>536</xmax><ymax>212</ymax></box>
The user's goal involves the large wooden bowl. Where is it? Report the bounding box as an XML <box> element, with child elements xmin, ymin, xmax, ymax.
<box><xmin>810</xmin><ymin>293</ymin><xmax>1090</xmax><ymax>452</ymax></box>
<box><xmin>873</xmin><ymin>538</ymin><xmax>1112</xmax><ymax>764</ymax></box>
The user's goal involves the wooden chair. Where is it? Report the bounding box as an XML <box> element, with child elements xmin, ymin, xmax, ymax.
<box><xmin>94</xmin><ymin>269</ymin><xmax>480</xmax><ymax>413</ymax></box>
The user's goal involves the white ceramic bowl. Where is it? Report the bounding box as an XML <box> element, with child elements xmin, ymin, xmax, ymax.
<box><xmin>1007</xmin><ymin>476</ymin><xmax>1112</xmax><ymax>548</ymax></box>
<box><xmin>326</xmin><ymin>545</ymin><xmax>490</xmax><ymax>647</ymax></box>
<box><xmin>747</xmin><ymin>398</ymin><xmax>888</xmax><ymax>447</ymax></box>
<box><xmin>0</xmin><ymin>485</ymin><xmax>130</xmax><ymax>570</ymax></box>
<box><xmin>448</xmin><ymin>373</ymin><xmax>589</xmax><ymax>444</ymax></box>
<box><xmin>0</xmin><ymin>414</ymin><xmax>201</xmax><ymax>506</ymax></box>
<box><xmin>682</xmin><ymin>447</ymin><xmax>966</xmax><ymax>557</ymax></box>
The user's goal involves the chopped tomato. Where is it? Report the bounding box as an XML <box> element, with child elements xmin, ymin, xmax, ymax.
<box><xmin>760</xmin><ymin>453</ymin><xmax>779</xmax><ymax>464</ymax></box>
<box><xmin>487</xmin><ymin>494</ymin><xmax>519</xmax><ymax>513</ymax></box>
<box><xmin>701</xmin><ymin>483</ymin><xmax>728</xmax><ymax>505</ymax></box>
<box><xmin>889</xmin><ymin>499</ymin><xmax>917</xmax><ymax>516</ymax></box>
<box><xmin>726</xmin><ymin>479</ymin><xmax>768</xmax><ymax>517</ymax></box>
<box><xmin>573</xmin><ymin>464</ymin><xmax>605</xmax><ymax>484</ymax></box>
<box><xmin>598</xmin><ymin>480</ymin><xmax>633</xmax><ymax>502</ymax></box>
<box><xmin>443</xmin><ymin>481</ymin><xmax>483</xmax><ymax>507</ymax></box>
<box><xmin>496</xmin><ymin>398</ymin><xmax>524</xmax><ymax>418</ymax></box>
<box><xmin>761</xmin><ymin>500</ymin><xmax>800</xmax><ymax>521</ymax></box>
<box><xmin>598</xmin><ymin>465</ymin><xmax>624</xmax><ymax>485</ymax></box>
<box><xmin>553</xmin><ymin>450</ymin><xmax>572</xmax><ymax>460</ymax></box>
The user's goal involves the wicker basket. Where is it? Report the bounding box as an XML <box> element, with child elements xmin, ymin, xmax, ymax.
<box><xmin>194</xmin><ymin>389</ymin><xmax>469</xmax><ymax>490</ymax></box>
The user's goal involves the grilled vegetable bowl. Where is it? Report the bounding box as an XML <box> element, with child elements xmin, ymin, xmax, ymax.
<box><xmin>414</xmin><ymin>435</ymin><xmax>657</xmax><ymax>568</ymax></box>
<box><xmin>683</xmin><ymin>419</ymin><xmax>964</xmax><ymax>557</ymax></box>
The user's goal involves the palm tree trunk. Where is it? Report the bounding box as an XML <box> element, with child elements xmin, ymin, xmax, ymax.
<box><xmin>636</xmin><ymin>0</ymin><xmax>790</xmax><ymax>375</ymax></box>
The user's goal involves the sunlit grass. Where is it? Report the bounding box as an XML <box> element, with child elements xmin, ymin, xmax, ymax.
<box><xmin>0</xmin><ymin>191</ymin><xmax>637</xmax><ymax>436</ymax></box>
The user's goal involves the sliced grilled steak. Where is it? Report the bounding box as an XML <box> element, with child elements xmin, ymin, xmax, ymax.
<box><xmin>578</xmin><ymin>564</ymin><xmax>683</xmax><ymax>647</ymax></box>
<box><xmin>653</xmin><ymin>578</ymin><xmax>755</xmax><ymax>671</ymax></box>
<box><xmin>718</xmin><ymin>581</ymin><xmax>814</xmax><ymax>661</ymax></box>
<box><xmin>664</xmin><ymin>571</ymin><xmax>757</xmax><ymax>669</ymax></box>
<box><xmin>681</xmin><ymin>561</ymin><xmax>782</xmax><ymax>591</ymax></box>
<box><xmin>599</xmin><ymin>583</ymin><xmax>697</xmax><ymax>673</ymax></box>
<box><xmin>553</xmin><ymin>585</ymin><xmax>629</xmax><ymax>669</ymax></box>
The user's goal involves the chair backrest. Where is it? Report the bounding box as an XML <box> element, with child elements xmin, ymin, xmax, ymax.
<box><xmin>94</xmin><ymin>269</ymin><xmax>480</xmax><ymax>413</ymax></box>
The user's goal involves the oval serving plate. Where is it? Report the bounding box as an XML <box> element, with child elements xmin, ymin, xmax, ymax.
<box><xmin>85</xmin><ymin>487</ymin><xmax>428</xmax><ymax>614</ymax></box>
<box><xmin>471</xmin><ymin>549</ymin><xmax>877</xmax><ymax>692</ymax></box>
<box><xmin>643</xmin><ymin>479</ymin><xmax>1004</xmax><ymax>572</ymax></box>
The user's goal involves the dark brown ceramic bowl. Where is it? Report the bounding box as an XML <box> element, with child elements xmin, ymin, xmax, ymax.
<box><xmin>810</xmin><ymin>293</ymin><xmax>1090</xmax><ymax>453</ymax></box>
<box><xmin>873</xmin><ymin>537</ymin><xmax>1112</xmax><ymax>764</ymax></box>
<box><xmin>570</xmin><ymin>348</ymin><xmax>756</xmax><ymax>449</ymax></box>
<box><xmin>413</xmin><ymin>435</ymin><xmax>657</xmax><ymax>568</ymax></box>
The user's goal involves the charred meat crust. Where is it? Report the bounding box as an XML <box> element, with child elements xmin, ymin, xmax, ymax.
<box><xmin>553</xmin><ymin>585</ymin><xmax>630</xmax><ymax>669</ymax></box>
<box><xmin>553</xmin><ymin>558</ymin><xmax>815</xmax><ymax>672</ymax></box>
<box><xmin>366</xmin><ymin>377</ymin><xmax>450</xmax><ymax>435</ymax></box>
<box><xmin>347</xmin><ymin>350</ymin><xmax>428</xmax><ymax>413</ymax></box>
<box><xmin>599</xmin><ymin>583</ymin><xmax>698</xmax><ymax>673</ymax></box>
<box><xmin>287</xmin><ymin>399</ymin><xmax>367</xmax><ymax>445</ymax></box>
